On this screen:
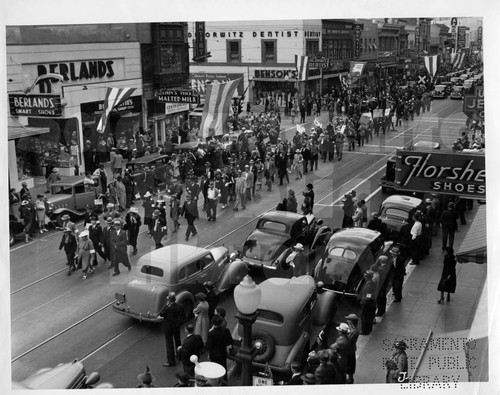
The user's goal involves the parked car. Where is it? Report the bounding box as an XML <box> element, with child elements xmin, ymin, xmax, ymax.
<box><xmin>48</xmin><ymin>175</ymin><xmax>100</xmax><ymax>226</ymax></box>
<box><xmin>450</xmin><ymin>85</ymin><xmax>464</xmax><ymax>100</ymax></box>
<box><xmin>431</xmin><ymin>84</ymin><xmax>447</xmax><ymax>99</ymax></box>
<box><xmin>239</xmin><ymin>211</ymin><xmax>332</xmax><ymax>279</ymax></box>
<box><xmin>379</xmin><ymin>195</ymin><xmax>423</xmax><ymax>242</ymax></box>
<box><xmin>229</xmin><ymin>275</ymin><xmax>336</xmax><ymax>374</ymax></box>
<box><xmin>12</xmin><ymin>359</ymin><xmax>102</xmax><ymax>389</ymax></box>
<box><xmin>112</xmin><ymin>244</ymin><xmax>248</xmax><ymax>322</ymax></box>
<box><xmin>313</xmin><ymin>228</ymin><xmax>393</xmax><ymax>298</ymax></box>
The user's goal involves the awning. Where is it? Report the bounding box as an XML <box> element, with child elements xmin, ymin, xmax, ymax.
<box><xmin>456</xmin><ymin>204</ymin><xmax>487</xmax><ymax>264</ymax></box>
<box><xmin>8</xmin><ymin>125</ymin><xmax>50</xmax><ymax>140</ymax></box>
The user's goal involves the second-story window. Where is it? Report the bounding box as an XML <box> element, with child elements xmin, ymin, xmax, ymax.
<box><xmin>306</xmin><ymin>40</ymin><xmax>319</xmax><ymax>58</ymax></box>
<box><xmin>262</xmin><ymin>40</ymin><xmax>277</xmax><ymax>63</ymax></box>
<box><xmin>227</xmin><ymin>40</ymin><xmax>241</xmax><ymax>63</ymax></box>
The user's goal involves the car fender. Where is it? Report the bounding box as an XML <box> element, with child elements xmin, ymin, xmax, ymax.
<box><xmin>283</xmin><ymin>331</ymin><xmax>310</xmax><ymax>368</ymax></box>
<box><xmin>312</xmin><ymin>291</ymin><xmax>337</xmax><ymax>326</ymax></box>
<box><xmin>216</xmin><ymin>258</ymin><xmax>248</xmax><ymax>292</ymax></box>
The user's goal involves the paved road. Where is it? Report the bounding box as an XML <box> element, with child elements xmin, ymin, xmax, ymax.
<box><xmin>10</xmin><ymin>98</ymin><xmax>486</xmax><ymax>388</ymax></box>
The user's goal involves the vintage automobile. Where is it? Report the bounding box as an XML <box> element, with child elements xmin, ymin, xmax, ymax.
<box><xmin>127</xmin><ymin>152</ymin><xmax>172</xmax><ymax>191</ymax></box>
<box><xmin>229</xmin><ymin>275</ymin><xmax>336</xmax><ymax>374</ymax></box>
<box><xmin>450</xmin><ymin>85</ymin><xmax>464</xmax><ymax>100</ymax></box>
<box><xmin>221</xmin><ymin>131</ymin><xmax>243</xmax><ymax>152</ymax></box>
<box><xmin>12</xmin><ymin>359</ymin><xmax>102</xmax><ymax>389</ymax></box>
<box><xmin>239</xmin><ymin>211</ymin><xmax>332</xmax><ymax>279</ymax></box>
<box><xmin>379</xmin><ymin>195</ymin><xmax>423</xmax><ymax>242</ymax></box>
<box><xmin>431</xmin><ymin>84</ymin><xmax>447</xmax><ymax>99</ymax></box>
<box><xmin>48</xmin><ymin>175</ymin><xmax>100</xmax><ymax>226</ymax></box>
<box><xmin>112</xmin><ymin>244</ymin><xmax>248</xmax><ymax>322</ymax></box>
<box><xmin>313</xmin><ymin>228</ymin><xmax>393</xmax><ymax>299</ymax></box>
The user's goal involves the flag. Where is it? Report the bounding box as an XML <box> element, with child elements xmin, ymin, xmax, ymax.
<box><xmin>423</xmin><ymin>55</ymin><xmax>439</xmax><ymax>80</ymax></box>
<box><xmin>349</xmin><ymin>61</ymin><xmax>367</xmax><ymax>86</ymax></box>
<box><xmin>452</xmin><ymin>52</ymin><xmax>465</xmax><ymax>70</ymax></box>
<box><xmin>340</xmin><ymin>74</ymin><xmax>349</xmax><ymax>91</ymax></box>
<box><xmin>295</xmin><ymin>55</ymin><xmax>309</xmax><ymax>81</ymax></box>
<box><xmin>200</xmin><ymin>79</ymin><xmax>241</xmax><ymax>138</ymax></box>
<box><xmin>97</xmin><ymin>87</ymin><xmax>136</xmax><ymax>133</ymax></box>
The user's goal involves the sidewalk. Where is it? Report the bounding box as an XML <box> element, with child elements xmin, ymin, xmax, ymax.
<box><xmin>354</xmin><ymin>204</ymin><xmax>487</xmax><ymax>383</ymax></box>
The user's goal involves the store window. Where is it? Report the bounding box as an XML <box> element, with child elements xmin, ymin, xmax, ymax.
<box><xmin>306</xmin><ymin>40</ymin><xmax>319</xmax><ymax>57</ymax></box>
<box><xmin>261</xmin><ymin>40</ymin><xmax>277</xmax><ymax>63</ymax></box>
<box><xmin>227</xmin><ymin>40</ymin><xmax>241</xmax><ymax>63</ymax></box>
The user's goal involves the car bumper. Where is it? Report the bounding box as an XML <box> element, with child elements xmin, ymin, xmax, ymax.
<box><xmin>112</xmin><ymin>303</ymin><xmax>162</xmax><ymax>323</ymax></box>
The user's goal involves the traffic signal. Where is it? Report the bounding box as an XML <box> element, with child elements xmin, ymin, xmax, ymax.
<box><xmin>237</xmin><ymin>99</ymin><xmax>243</xmax><ymax>115</ymax></box>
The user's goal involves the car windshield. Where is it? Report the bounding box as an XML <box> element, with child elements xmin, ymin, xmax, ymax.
<box><xmin>384</xmin><ymin>207</ymin><xmax>409</xmax><ymax>221</ymax></box>
<box><xmin>243</xmin><ymin>238</ymin><xmax>287</xmax><ymax>261</ymax></box>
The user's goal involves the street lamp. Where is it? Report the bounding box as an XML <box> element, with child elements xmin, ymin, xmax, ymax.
<box><xmin>233</xmin><ymin>275</ymin><xmax>261</xmax><ymax>386</ymax></box>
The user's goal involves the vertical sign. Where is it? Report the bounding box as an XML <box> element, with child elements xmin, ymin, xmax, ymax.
<box><xmin>415</xmin><ymin>24</ymin><xmax>420</xmax><ymax>53</ymax></box>
<box><xmin>354</xmin><ymin>24</ymin><xmax>363</xmax><ymax>59</ymax></box>
<box><xmin>194</xmin><ymin>22</ymin><xmax>206</xmax><ymax>62</ymax></box>
<box><xmin>477</xmin><ymin>26</ymin><xmax>482</xmax><ymax>51</ymax></box>
<box><xmin>450</xmin><ymin>17</ymin><xmax>458</xmax><ymax>51</ymax></box>
<box><xmin>457</xmin><ymin>26</ymin><xmax>467</xmax><ymax>49</ymax></box>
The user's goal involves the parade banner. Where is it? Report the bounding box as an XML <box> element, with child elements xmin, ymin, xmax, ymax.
<box><xmin>359</xmin><ymin>112</ymin><xmax>372</xmax><ymax>126</ymax></box>
<box><xmin>373</xmin><ymin>109</ymin><xmax>384</xmax><ymax>119</ymax></box>
<box><xmin>349</xmin><ymin>61</ymin><xmax>366</xmax><ymax>86</ymax></box>
<box><xmin>384</xmin><ymin>108</ymin><xmax>391</xmax><ymax>116</ymax></box>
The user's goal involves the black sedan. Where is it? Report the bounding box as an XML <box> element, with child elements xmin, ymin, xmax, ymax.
<box><xmin>240</xmin><ymin>211</ymin><xmax>332</xmax><ymax>278</ymax></box>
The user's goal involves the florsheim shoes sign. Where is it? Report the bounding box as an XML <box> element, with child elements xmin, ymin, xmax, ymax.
<box><xmin>395</xmin><ymin>150</ymin><xmax>485</xmax><ymax>198</ymax></box>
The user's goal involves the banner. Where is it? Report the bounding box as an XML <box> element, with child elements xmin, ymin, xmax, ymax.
<box><xmin>189</xmin><ymin>73</ymin><xmax>244</xmax><ymax>100</ymax></box>
<box><xmin>349</xmin><ymin>61</ymin><xmax>366</xmax><ymax>86</ymax></box>
<box><xmin>359</xmin><ymin>112</ymin><xmax>372</xmax><ymax>126</ymax></box>
<box><xmin>295</xmin><ymin>55</ymin><xmax>309</xmax><ymax>81</ymax></box>
<box><xmin>373</xmin><ymin>109</ymin><xmax>385</xmax><ymax>119</ymax></box>
<box><xmin>423</xmin><ymin>55</ymin><xmax>439</xmax><ymax>80</ymax></box>
<box><xmin>97</xmin><ymin>87</ymin><xmax>136</xmax><ymax>133</ymax></box>
<box><xmin>200</xmin><ymin>79</ymin><xmax>241</xmax><ymax>138</ymax></box>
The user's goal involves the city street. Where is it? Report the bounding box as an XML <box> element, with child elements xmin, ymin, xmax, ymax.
<box><xmin>9</xmin><ymin>98</ymin><xmax>487</xmax><ymax>387</ymax></box>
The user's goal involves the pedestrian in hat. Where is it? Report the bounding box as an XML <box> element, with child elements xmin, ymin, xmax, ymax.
<box><xmin>19</xmin><ymin>182</ymin><xmax>31</xmax><ymax>202</ymax></box>
<box><xmin>341</xmin><ymin>194</ymin><xmax>355</xmax><ymax>228</ymax></box>
<box><xmin>19</xmin><ymin>199</ymin><xmax>35</xmax><ymax>242</ymax></box>
<box><xmin>58</xmin><ymin>213</ymin><xmax>78</xmax><ymax>236</ymax></box>
<box><xmin>345</xmin><ymin>314</ymin><xmax>360</xmax><ymax>383</ymax></box>
<box><xmin>102</xmin><ymin>216</ymin><xmax>114</xmax><ymax>264</ymax></box>
<box><xmin>87</xmin><ymin>214</ymin><xmax>106</xmax><ymax>266</ymax></box>
<box><xmin>110</xmin><ymin>219</ymin><xmax>132</xmax><ymax>276</ymax></box>
<box><xmin>437</xmin><ymin>247</ymin><xmax>457</xmax><ymax>304</ymax></box>
<box><xmin>193</xmin><ymin>292</ymin><xmax>209</xmax><ymax>343</ymax></box>
<box><xmin>34</xmin><ymin>194</ymin><xmax>49</xmax><ymax>234</ymax></box>
<box><xmin>386</xmin><ymin>341</ymin><xmax>408</xmax><ymax>383</ymax></box>
<box><xmin>77</xmin><ymin>230</ymin><xmax>95</xmax><ymax>279</ymax></box>
<box><xmin>149</xmin><ymin>209</ymin><xmax>167</xmax><ymax>249</ymax></box>
<box><xmin>390</xmin><ymin>246</ymin><xmax>405</xmax><ymax>303</ymax></box>
<box><xmin>330</xmin><ymin>323</ymin><xmax>350</xmax><ymax>382</ymax></box>
<box><xmin>137</xmin><ymin>366</ymin><xmax>155</xmax><ymax>388</ymax></box>
<box><xmin>285</xmin><ymin>243</ymin><xmax>308</xmax><ymax>277</ymax></box>
<box><xmin>359</xmin><ymin>269</ymin><xmax>379</xmax><ymax>335</ymax></box>
<box><xmin>314</xmin><ymin>349</ymin><xmax>337</xmax><ymax>384</ymax></box>
<box><xmin>142</xmin><ymin>191</ymin><xmax>155</xmax><ymax>227</ymax></box>
<box><xmin>180</xmin><ymin>194</ymin><xmax>199</xmax><ymax>241</ymax></box>
<box><xmin>205</xmin><ymin>314</ymin><xmax>233</xmax><ymax>376</ymax></box>
<box><xmin>177</xmin><ymin>324</ymin><xmax>204</xmax><ymax>377</ymax></box>
<box><xmin>375</xmin><ymin>255</ymin><xmax>393</xmax><ymax>317</ymax></box>
<box><xmin>203</xmin><ymin>281</ymin><xmax>218</xmax><ymax>324</ymax></box>
<box><xmin>158</xmin><ymin>292</ymin><xmax>186</xmax><ymax>367</ymax></box>
<box><xmin>301</xmin><ymin>372</ymin><xmax>316</xmax><ymax>385</ymax></box>
<box><xmin>58</xmin><ymin>227</ymin><xmax>78</xmax><ymax>275</ymax></box>
<box><xmin>124</xmin><ymin>206</ymin><xmax>141</xmax><ymax>255</ymax></box>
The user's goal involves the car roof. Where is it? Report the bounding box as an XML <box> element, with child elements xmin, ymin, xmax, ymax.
<box><xmin>327</xmin><ymin>228</ymin><xmax>381</xmax><ymax>250</ymax></box>
<box><xmin>50</xmin><ymin>176</ymin><xmax>86</xmax><ymax>187</ymax></box>
<box><xmin>136</xmin><ymin>244</ymin><xmax>211</xmax><ymax>273</ymax></box>
<box><xmin>258</xmin><ymin>276</ymin><xmax>316</xmax><ymax>318</ymax></box>
<box><xmin>259</xmin><ymin>211</ymin><xmax>306</xmax><ymax>226</ymax></box>
<box><xmin>382</xmin><ymin>195</ymin><xmax>423</xmax><ymax>209</ymax></box>
<box><xmin>20</xmin><ymin>360</ymin><xmax>83</xmax><ymax>389</ymax></box>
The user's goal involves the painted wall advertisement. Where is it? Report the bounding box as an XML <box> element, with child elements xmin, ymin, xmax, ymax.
<box><xmin>395</xmin><ymin>150</ymin><xmax>485</xmax><ymax>198</ymax></box>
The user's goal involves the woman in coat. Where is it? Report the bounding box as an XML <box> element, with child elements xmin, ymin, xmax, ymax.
<box><xmin>437</xmin><ymin>247</ymin><xmax>457</xmax><ymax>303</ymax></box>
<box><xmin>193</xmin><ymin>292</ymin><xmax>210</xmax><ymax>343</ymax></box>
<box><xmin>77</xmin><ymin>230</ymin><xmax>95</xmax><ymax>280</ymax></box>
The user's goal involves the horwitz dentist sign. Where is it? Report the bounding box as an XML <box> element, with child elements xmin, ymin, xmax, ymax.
<box><xmin>395</xmin><ymin>150</ymin><xmax>485</xmax><ymax>198</ymax></box>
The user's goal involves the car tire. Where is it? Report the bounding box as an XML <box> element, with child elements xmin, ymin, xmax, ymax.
<box><xmin>252</xmin><ymin>331</ymin><xmax>275</xmax><ymax>363</ymax></box>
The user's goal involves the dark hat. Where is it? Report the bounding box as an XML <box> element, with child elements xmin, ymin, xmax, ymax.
<box><xmin>394</xmin><ymin>340</ymin><xmax>408</xmax><ymax>350</ymax></box>
<box><xmin>301</xmin><ymin>373</ymin><xmax>316</xmax><ymax>384</ymax></box>
<box><xmin>106</xmin><ymin>217</ymin><xmax>114</xmax><ymax>224</ymax></box>
<box><xmin>345</xmin><ymin>313</ymin><xmax>359</xmax><ymax>322</ymax></box>
<box><xmin>212</xmin><ymin>315</ymin><xmax>223</xmax><ymax>327</ymax></box>
<box><xmin>203</xmin><ymin>281</ymin><xmax>214</xmax><ymax>290</ymax></box>
<box><xmin>152</xmin><ymin>209</ymin><xmax>161</xmax><ymax>216</ymax></box>
<box><xmin>185</xmin><ymin>323</ymin><xmax>195</xmax><ymax>332</ymax></box>
<box><xmin>196</xmin><ymin>292</ymin><xmax>207</xmax><ymax>301</ymax></box>
<box><xmin>90</xmin><ymin>215</ymin><xmax>98</xmax><ymax>221</ymax></box>
<box><xmin>318</xmin><ymin>349</ymin><xmax>330</xmax><ymax>362</ymax></box>
<box><xmin>175</xmin><ymin>371</ymin><xmax>190</xmax><ymax>383</ymax></box>
<box><xmin>306</xmin><ymin>183</ymin><xmax>314</xmax><ymax>189</ymax></box>
<box><xmin>167</xmin><ymin>292</ymin><xmax>176</xmax><ymax>301</ymax></box>
<box><xmin>390</xmin><ymin>246</ymin><xmax>400</xmax><ymax>254</ymax></box>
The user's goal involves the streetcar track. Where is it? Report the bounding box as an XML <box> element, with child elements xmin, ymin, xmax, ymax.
<box><xmin>11</xmin><ymin>110</ymin><xmax>458</xmax><ymax>365</ymax></box>
<box><xmin>12</xmin><ymin>290</ymin><xmax>73</xmax><ymax>322</ymax></box>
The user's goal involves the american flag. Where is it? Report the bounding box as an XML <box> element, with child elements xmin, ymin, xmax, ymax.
<box><xmin>97</xmin><ymin>87</ymin><xmax>136</xmax><ymax>133</ymax></box>
<box><xmin>200</xmin><ymin>79</ymin><xmax>241</xmax><ymax>138</ymax></box>
<box><xmin>295</xmin><ymin>55</ymin><xmax>309</xmax><ymax>81</ymax></box>
<box><xmin>423</xmin><ymin>55</ymin><xmax>439</xmax><ymax>81</ymax></box>
<box><xmin>451</xmin><ymin>51</ymin><xmax>466</xmax><ymax>70</ymax></box>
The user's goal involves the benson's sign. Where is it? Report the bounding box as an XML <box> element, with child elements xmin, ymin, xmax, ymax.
<box><xmin>395</xmin><ymin>150</ymin><xmax>485</xmax><ymax>198</ymax></box>
<box><xmin>9</xmin><ymin>94</ymin><xmax>62</xmax><ymax>117</ymax></box>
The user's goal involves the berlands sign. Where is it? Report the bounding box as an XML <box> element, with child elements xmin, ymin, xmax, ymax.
<box><xmin>395</xmin><ymin>150</ymin><xmax>485</xmax><ymax>198</ymax></box>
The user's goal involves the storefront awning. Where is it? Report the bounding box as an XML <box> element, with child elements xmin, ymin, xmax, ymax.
<box><xmin>8</xmin><ymin>125</ymin><xmax>50</xmax><ymax>140</ymax></box>
<box><xmin>456</xmin><ymin>204</ymin><xmax>487</xmax><ymax>264</ymax></box>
